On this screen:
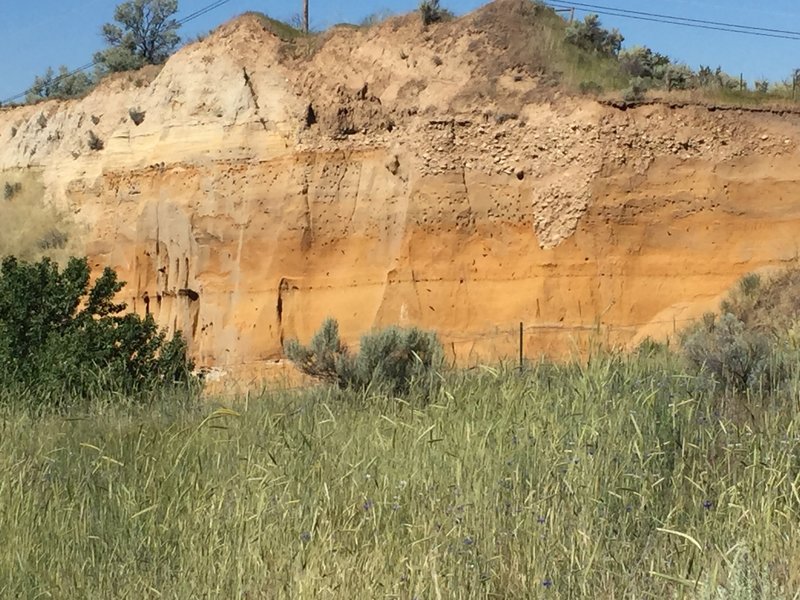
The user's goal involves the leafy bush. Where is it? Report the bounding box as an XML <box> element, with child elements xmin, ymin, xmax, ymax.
<box><xmin>622</xmin><ymin>78</ymin><xmax>646</xmax><ymax>102</ymax></box>
<box><xmin>664</xmin><ymin>64</ymin><xmax>693</xmax><ymax>91</ymax></box>
<box><xmin>565</xmin><ymin>14</ymin><xmax>624</xmax><ymax>58</ymax></box>
<box><xmin>0</xmin><ymin>256</ymin><xmax>194</xmax><ymax>402</ymax></box>
<box><xmin>681</xmin><ymin>312</ymin><xmax>774</xmax><ymax>393</ymax></box>
<box><xmin>25</xmin><ymin>66</ymin><xmax>94</xmax><ymax>104</ymax></box>
<box><xmin>285</xmin><ymin>318</ymin><xmax>444</xmax><ymax>396</ymax></box>
<box><xmin>284</xmin><ymin>318</ymin><xmax>349</xmax><ymax>384</ymax></box>
<box><xmin>618</xmin><ymin>46</ymin><xmax>670</xmax><ymax>80</ymax></box>
<box><xmin>419</xmin><ymin>0</ymin><xmax>453</xmax><ymax>26</ymax></box>
<box><xmin>697</xmin><ymin>65</ymin><xmax>741</xmax><ymax>91</ymax></box>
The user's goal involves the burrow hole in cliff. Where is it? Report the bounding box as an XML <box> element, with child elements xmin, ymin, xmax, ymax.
<box><xmin>277</xmin><ymin>278</ymin><xmax>289</xmax><ymax>324</ymax></box>
<box><xmin>305</xmin><ymin>104</ymin><xmax>317</xmax><ymax>128</ymax></box>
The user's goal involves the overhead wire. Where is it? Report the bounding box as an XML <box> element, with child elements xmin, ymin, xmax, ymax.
<box><xmin>1</xmin><ymin>0</ymin><xmax>233</xmax><ymax>105</ymax></box>
<box><xmin>546</xmin><ymin>1</ymin><xmax>800</xmax><ymax>41</ymax></box>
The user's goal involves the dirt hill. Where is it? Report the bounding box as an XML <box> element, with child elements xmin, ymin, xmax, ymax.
<box><xmin>2</xmin><ymin>0</ymin><xmax>800</xmax><ymax>384</ymax></box>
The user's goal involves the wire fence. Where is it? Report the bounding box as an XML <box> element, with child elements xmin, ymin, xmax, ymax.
<box><xmin>201</xmin><ymin>313</ymin><xmax>702</xmax><ymax>398</ymax></box>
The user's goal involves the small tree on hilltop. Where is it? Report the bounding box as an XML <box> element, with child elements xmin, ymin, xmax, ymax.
<box><xmin>94</xmin><ymin>0</ymin><xmax>181</xmax><ymax>74</ymax></box>
<box><xmin>25</xmin><ymin>66</ymin><xmax>94</xmax><ymax>103</ymax></box>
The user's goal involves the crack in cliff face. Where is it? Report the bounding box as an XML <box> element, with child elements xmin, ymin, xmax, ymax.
<box><xmin>301</xmin><ymin>164</ymin><xmax>314</xmax><ymax>251</ymax></box>
<box><xmin>242</xmin><ymin>67</ymin><xmax>269</xmax><ymax>132</ymax></box>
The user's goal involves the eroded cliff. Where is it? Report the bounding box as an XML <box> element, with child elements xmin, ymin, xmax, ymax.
<box><xmin>2</xmin><ymin>0</ymin><xmax>800</xmax><ymax>381</ymax></box>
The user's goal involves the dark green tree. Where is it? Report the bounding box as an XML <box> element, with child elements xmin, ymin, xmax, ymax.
<box><xmin>0</xmin><ymin>256</ymin><xmax>194</xmax><ymax>401</ymax></box>
<box><xmin>94</xmin><ymin>0</ymin><xmax>181</xmax><ymax>73</ymax></box>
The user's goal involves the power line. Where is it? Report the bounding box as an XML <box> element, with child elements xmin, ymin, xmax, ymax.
<box><xmin>2</xmin><ymin>0</ymin><xmax>232</xmax><ymax>105</ymax></box>
<box><xmin>558</xmin><ymin>1</ymin><xmax>800</xmax><ymax>37</ymax></box>
<box><xmin>547</xmin><ymin>1</ymin><xmax>800</xmax><ymax>41</ymax></box>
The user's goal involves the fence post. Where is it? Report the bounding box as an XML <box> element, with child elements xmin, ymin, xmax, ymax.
<box><xmin>519</xmin><ymin>322</ymin><xmax>524</xmax><ymax>371</ymax></box>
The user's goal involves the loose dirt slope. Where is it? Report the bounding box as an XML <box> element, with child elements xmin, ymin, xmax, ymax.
<box><xmin>1</xmin><ymin>0</ymin><xmax>799</xmax><ymax>379</ymax></box>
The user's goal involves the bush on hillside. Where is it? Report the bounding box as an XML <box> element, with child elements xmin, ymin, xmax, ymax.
<box><xmin>697</xmin><ymin>65</ymin><xmax>741</xmax><ymax>91</ymax></box>
<box><xmin>25</xmin><ymin>66</ymin><xmax>94</xmax><ymax>104</ymax></box>
<box><xmin>682</xmin><ymin>312</ymin><xmax>774</xmax><ymax>393</ymax></box>
<box><xmin>622</xmin><ymin>78</ymin><xmax>647</xmax><ymax>102</ymax></box>
<box><xmin>618</xmin><ymin>46</ymin><xmax>670</xmax><ymax>81</ymax></box>
<box><xmin>283</xmin><ymin>318</ymin><xmax>349</xmax><ymax>384</ymax></box>
<box><xmin>285</xmin><ymin>318</ymin><xmax>444</xmax><ymax>396</ymax></box>
<box><xmin>680</xmin><ymin>272</ymin><xmax>797</xmax><ymax>394</ymax></box>
<box><xmin>419</xmin><ymin>0</ymin><xmax>453</xmax><ymax>26</ymax></box>
<box><xmin>0</xmin><ymin>256</ymin><xmax>194</xmax><ymax>401</ymax></box>
<box><xmin>565</xmin><ymin>14</ymin><xmax>624</xmax><ymax>58</ymax></box>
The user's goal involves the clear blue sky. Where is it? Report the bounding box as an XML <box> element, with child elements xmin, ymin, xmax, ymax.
<box><xmin>2</xmin><ymin>0</ymin><xmax>800</xmax><ymax>102</ymax></box>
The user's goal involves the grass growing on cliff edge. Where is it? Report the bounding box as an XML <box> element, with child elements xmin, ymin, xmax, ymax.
<box><xmin>1</xmin><ymin>352</ymin><xmax>800</xmax><ymax>598</ymax></box>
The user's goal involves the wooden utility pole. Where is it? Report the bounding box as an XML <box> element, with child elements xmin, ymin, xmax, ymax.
<box><xmin>519</xmin><ymin>322</ymin><xmax>524</xmax><ymax>371</ymax></box>
<box><xmin>302</xmin><ymin>0</ymin><xmax>309</xmax><ymax>33</ymax></box>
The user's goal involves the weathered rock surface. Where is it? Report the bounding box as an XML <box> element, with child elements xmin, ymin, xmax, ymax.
<box><xmin>2</xmin><ymin>2</ymin><xmax>800</xmax><ymax>380</ymax></box>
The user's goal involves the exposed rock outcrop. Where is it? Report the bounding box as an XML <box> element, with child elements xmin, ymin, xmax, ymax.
<box><xmin>2</xmin><ymin>2</ymin><xmax>799</xmax><ymax>381</ymax></box>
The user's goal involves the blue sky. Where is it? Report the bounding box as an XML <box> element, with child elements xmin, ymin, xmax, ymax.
<box><xmin>2</xmin><ymin>0</ymin><xmax>800</xmax><ymax>102</ymax></box>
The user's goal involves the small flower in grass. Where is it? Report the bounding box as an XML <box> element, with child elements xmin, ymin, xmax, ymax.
<box><xmin>392</xmin><ymin>502</ymin><xmax>400</xmax><ymax>511</ymax></box>
<box><xmin>537</xmin><ymin>515</ymin><xmax>546</xmax><ymax>524</ymax></box>
<box><xmin>463</xmin><ymin>536</ymin><xmax>474</xmax><ymax>546</ymax></box>
<box><xmin>703</xmin><ymin>499</ymin><xmax>713</xmax><ymax>510</ymax></box>
<box><xmin>299</xmin><ymin>531</ymin><xmax>311</xmax><ymax>543</ymax></box>
<box><xmin>542</xmin><ymin>578</ymin><xmax>553</xmax><ymax>589</ymax></box>
<box><xmin>363</xmin><ymin>500</ymin><xmax>374</xmax><ymax>511</ymax></box>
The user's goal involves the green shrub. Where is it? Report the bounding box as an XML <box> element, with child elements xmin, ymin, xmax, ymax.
<box><xmin>681</xmin><ymin>311</ymin><xmax>774</xmax><ymax>393</ymax></box>
<box><xmin>618</xmin><ymin>46</ymin><xmax>670</xmax><ymax>80</ymax></box>
<box><xmin>622</xmin><ymin>78</ymin><xmax>647</xmax><ymax>102</ymax></box>
<box><xmin>284</xmin><ymin>318</ymin><xmax>349</xmax><ymax>384</ymax></box>
<box><xmin>565</xmin><ymin>14</ymin><xmax>624</xmax><ymax>58</ymax></box>
<box><xmin>352</xmin><ymin>325</ymin><xmax>444</xmax><ymax>394</ymax></box>
<box><xmin>0</xmin><ymin>256</ymin><xmax>195</xmax><ymax>402</ymax></box>
<box><xmin>25</xmin><ymin>66</ymin><xmax>94</xmax><ymax>104</ymax></box>
<box><xmin>285</xmin><ymin>318</ymin><xmax>444</xmax><ymax>396</ymax></box>
<box><xmin>664</xmin><ymin>64</ymin><xmax>693</xmax><ymax>90</ymax></box>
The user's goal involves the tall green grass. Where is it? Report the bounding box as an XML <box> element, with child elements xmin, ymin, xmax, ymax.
<box><xmin>1</xmin><ymin>352</ymin><xmax>799</xmax><ymax>598</ymax></box>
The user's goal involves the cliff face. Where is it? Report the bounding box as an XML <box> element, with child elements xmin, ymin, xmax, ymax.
<box><xmin>2</xmin><ymin>1</ymin><xmax>800</xmax><ymax>379</ymax></box>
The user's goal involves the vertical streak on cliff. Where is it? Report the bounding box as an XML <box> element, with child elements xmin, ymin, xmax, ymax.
<box><xmin>277</xmin><ymin>277</ymin><xmax>287</xmax><ymax>347</ymax></box>
<box><xmin>301</xmin><ymin>163</ymin><xmax>314</xmax><ymax>251</ymax></box>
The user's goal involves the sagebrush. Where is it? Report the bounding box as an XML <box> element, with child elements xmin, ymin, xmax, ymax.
<box><xmin>285</xmin><ymin>318</ymin><xmax>443</xmax><ymax>396</ymax></box>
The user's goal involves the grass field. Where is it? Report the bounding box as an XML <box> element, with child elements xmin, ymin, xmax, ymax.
<box><xmin>2</xmin><ymin>349</ymin><xmax>799</xmax><ymax>599</ymax></box>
